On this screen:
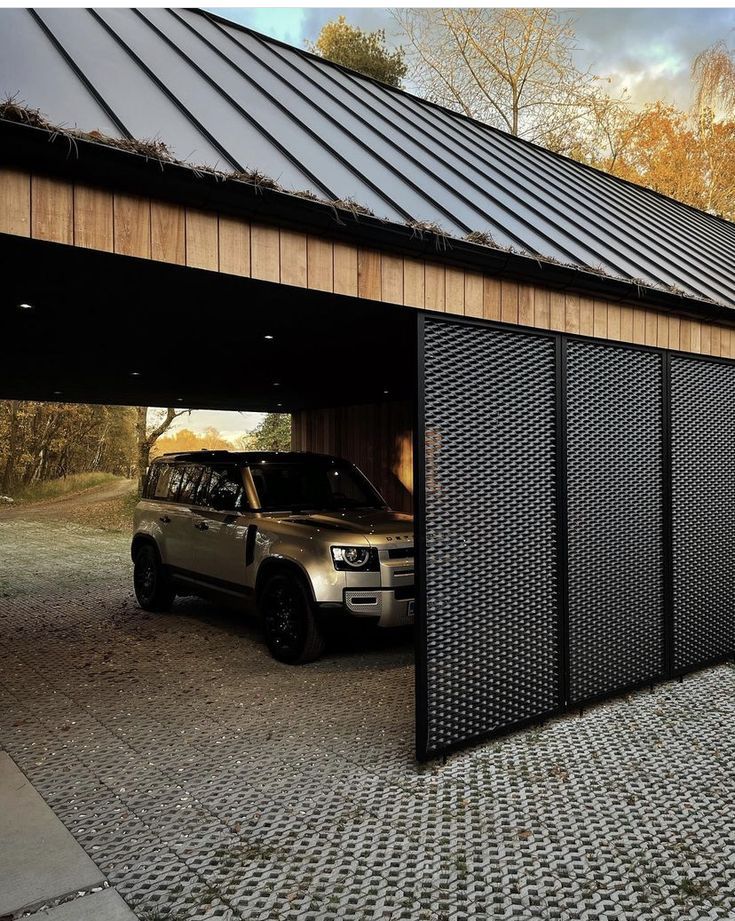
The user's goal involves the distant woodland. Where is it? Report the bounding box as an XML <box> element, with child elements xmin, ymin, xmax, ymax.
<box><xmin>0</xmin><ymin>401</ymin><xmax>290</xmax><ymax>499</ymax></box>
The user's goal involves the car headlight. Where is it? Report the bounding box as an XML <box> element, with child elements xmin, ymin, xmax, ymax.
<box><xmin>331</xmin><ymin>546</ymin><xmax>380</xmax><ymax>572</ymax></box>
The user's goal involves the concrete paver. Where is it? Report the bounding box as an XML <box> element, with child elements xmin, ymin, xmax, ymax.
<box><xmin>1</xmin><ymin>516</ymin><xmax>734</xmax><ymax>920</ymax></box>
<box><xmin>0</xmin><ymin>751</ymin><xmax>104</xmax><ymax>917</ymax></box>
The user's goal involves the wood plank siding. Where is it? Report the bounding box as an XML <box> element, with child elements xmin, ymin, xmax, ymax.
<box><xmin>5</xmin><ymin>165</ymin><xmax>735</xmax><ymax>512</ymax></box>
<box><xmin>3</xmin><ymin>166</ymin><xmax>735</xmax><ymax>358</ymax></box>
<box><xmin>292</xmin><ymin>402</ymin><xmax>414</xmax><ymax>514</ymax></box>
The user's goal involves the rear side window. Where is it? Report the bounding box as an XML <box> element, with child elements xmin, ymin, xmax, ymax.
<box><xmin>178</xmin><ymin>464</ymin><xmax>204</xmax><ymax>504</ymax></box>
<box><xmin>153</xmin><ymin>464</ymin><xmax>174</xmax><ymax>499</ymax></box>
<box><xmin>202</xmin><ymin>465</ymin><xmax>246</xmax><ymax>511</ymax></box>
<box><xmin>144</xmin><ymin>464</ymin><xmax>161</xmax><ymax>498</ymax></box>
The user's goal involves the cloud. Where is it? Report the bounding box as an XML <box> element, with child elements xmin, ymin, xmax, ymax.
<box><xmin>570</xmin><ymin>8</ymin><xmax>735</xmax><ymax>108</ymax></box>
<box><xmin>206</xmin><ymin>6</ymin><xmax>735</xmax><ymax>111</ymax></box>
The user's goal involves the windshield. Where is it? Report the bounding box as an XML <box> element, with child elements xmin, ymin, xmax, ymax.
<box><xmin>248</xmin><ymin>460</ymin><xmax>386</xmax><ymax>512</ymax></box>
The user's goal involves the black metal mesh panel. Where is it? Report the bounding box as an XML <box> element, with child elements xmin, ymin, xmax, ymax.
<box><xmin>566</xmin><ymin>342</ymin><xmax>664</xmax><ymax>702</ymax></box>
<box><xmin>420</xmin><ymin>318</ymin><xmax>559</xmax><ymax>755</ymax></box>
<box><xmin>671</xmin><ymin>356</ymin><xmax>735</xmax><ymax>671</ymax></box>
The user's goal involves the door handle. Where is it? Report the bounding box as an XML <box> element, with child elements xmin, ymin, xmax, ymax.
<box><xmin>159</xmin><ymin>515</ymin><xmax>171</xmax><ymax>524</ymax></box>
<box><xmin>194</xmin><ymin>521</ymin><xmax>209</xmax><ymax>531</ymax></box>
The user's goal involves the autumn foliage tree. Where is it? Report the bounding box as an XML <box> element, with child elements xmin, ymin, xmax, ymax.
<box><xmin>394</xmin><ymin>7</ymin><xmax>612</xmax><ymax>154</ymax></box>
<box><xmin>0</xmin><ymin>400</ymin><xmax>136</xmax><ymax>495</ymax></box>
<box><xmin>310</xmin><ymin>16</ymin><xmax>407</xmax><ymax>87</ymax></box>
<box><xmin>588</xmin><ymin>102</ymin><xmax>735</xmax><ymax>221</ymax></box>
<box><xmin>152</xmin><ymin>426</ymin><xmax>233</xmax><ymax>457</ymax></box>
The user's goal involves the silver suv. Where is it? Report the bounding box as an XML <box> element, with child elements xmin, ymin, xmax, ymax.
<box><xmin>131</xmin><ymin>451</ymin><xmax>414</xmax><ymax>663</ymax></box>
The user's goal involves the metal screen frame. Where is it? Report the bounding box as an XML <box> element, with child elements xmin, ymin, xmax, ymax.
<box><xmin>414</xmin><ymin>311</ymin><xmax>735</xmax><ymax>760</ymax></box>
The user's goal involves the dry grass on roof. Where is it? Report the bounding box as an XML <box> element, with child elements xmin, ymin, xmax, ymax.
<box><xmin>0</xmin><ymin>96</ymin><xmax>724</xmax><ymax>310</ymax></box>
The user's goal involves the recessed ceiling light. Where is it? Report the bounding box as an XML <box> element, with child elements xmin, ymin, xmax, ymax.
<box><xmin>130</xmin><ymin>371</ymin><xmax>141</xmax><ymax>377</ymax></box>
<box><xmin>277</xmin><ymin>402</ymin><xmax>283</xmax><ymax>407</ymax></box>
<box><xmin>264</xmin><ymin>334</ymin><xmax>274</xmax><ymax>340</ymax></box>
<box><xmin>18</xmin><ymin>302</ymin><xmax>34</xmax><ymax>310</ymax></box>
<box><xmin>383</xmin><ymin>389</ymin><xmax>390</xmax><ymax>395</ymax></box>
<box><xmin>273</xmin><ymin>381</ymin><xmax>280</xmax><ymax>387</ymax></box>
<box><xmin>53</xmin><ymin>390</ymin><xmax>62</xmax><ymax>396</ymax></box>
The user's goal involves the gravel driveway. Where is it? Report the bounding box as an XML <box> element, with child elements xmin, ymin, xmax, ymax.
<box><xmin>1</xmin><ymin>515</ymin><xmax>734</xmax><ymax>921</ymax></box>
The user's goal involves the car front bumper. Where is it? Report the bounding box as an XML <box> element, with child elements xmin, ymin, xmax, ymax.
<box><xmin>342</xmin><ymin>586</ymin><xmax>415</xmax><ymax>627</ymax></box>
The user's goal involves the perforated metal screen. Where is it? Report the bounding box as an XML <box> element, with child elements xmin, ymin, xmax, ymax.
<box><xmin>670</xmin><ymin>356</ymin><xmax>735</xmax><ymax>671</ymax></box>
<box><xmin>417</xmin><ymin>317</ymin><xmax>560</xmax><ymax>756</ymax></box>
<box><xmin>566</xmin><ymin>342</ymin><xmax>665</xmax><ymax>702</ymax></box>
<box><xmin>416</xmin><ymin>315</ymin><xmax>735</xmax><ymax>759</ymax></box>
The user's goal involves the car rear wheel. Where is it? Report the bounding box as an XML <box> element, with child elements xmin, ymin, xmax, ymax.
<box><xmin>259</xmin><ymin>572</ymin><xmax>325</xmax><ymax>664</ymax></box>
<box><xmin>133</xmin><ymin>544</ymin><xmax>175</xmax><ymax>612</ymax></box>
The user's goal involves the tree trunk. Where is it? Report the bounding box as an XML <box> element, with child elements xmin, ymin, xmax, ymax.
<box><xmin>136</xmin><ymin>407</ymin><xmax>149</xmax><ymax>495</ymax></box>
<box><xmin>1</xmin><ymin>400</ymin><xmax>19</xmax><ymax>495</ymax></box>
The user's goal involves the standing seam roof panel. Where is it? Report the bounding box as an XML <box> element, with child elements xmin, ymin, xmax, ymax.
<box><xmin>351</xmin><ymin>72</ymin><xmax>735</xmax><ymax>303</ymax></box>
<box><xmin>253</xmin><ymin>29</ymin><xmax>726</xmax><ymax>295</ymax></box>
<box><xmin>1</xmin><ymin>8</ymin><xmax>734</xmax><ymax>309</ymax></box>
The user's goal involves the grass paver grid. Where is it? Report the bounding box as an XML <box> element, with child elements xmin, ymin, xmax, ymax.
<box><xmin>1</xmin><ymin>518</ymin><xmax>734</xmax><ymax>920</ymax></box>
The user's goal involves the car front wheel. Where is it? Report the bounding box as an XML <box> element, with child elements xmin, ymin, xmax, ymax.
<box><xmin>259</xmin><ymin>572</ymin><xmax>325</xmax><ymax>664</ymax></box>
<box><xmin>133</xmin><ymin>544</ymin><xmax>175</xmax><ymax>612</ymax></box>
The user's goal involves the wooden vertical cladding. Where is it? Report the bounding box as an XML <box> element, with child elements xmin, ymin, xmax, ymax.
<box><xmin>445</xmin><ymin>267</ymin><xmax>465</xmax><ymax>315</ymax></box>
<box><xmin>333</xmin><ymin>242</ymin><xmax>358</xmax><ymax>296</ymax></box>
<box><xmin>7</xmin><ymin>170</ymin><xmax>735</xmax><ymax>362</ymax></box>
<box><xmin>306</xmin><ymin>236</ymin><xmax>333</xmax><ymax>292</ymax></box>
<box><xmin>358</xmin><ymin>248</ymin><xmax>382</xmax><ymax>300</ymax></box>
<box><xmin>404</xmin><ymin>259</ymin><xmax>425</xmax><ymax>308</ymax></box>
<box><xmin>533</xmin><ymin>287</ymin><xmax>550</xmax><ymax>329</ymax></box>
<box><xmin>0</xmin><ymin>168</ymin><xmax>31</xmax><ymax>237</ymax></box>
<box><xmin>73</xmin><ymin>185</ymin><xmax>113</xmax><ymax>251</ymax></box>
<box><xmin>280</xmin><ymin>229</ymin><xmax>307</xmax><ymax>287</ymax></box>
<box><xmin>114</xmin><ymin>193</ymin><xmax>151</xmax><ymax>259</ymax></box>
<box><xmin>218</xmin><ymin>216</ymin><xmax>250</xmax><ymax>277</ymax></box>
<box><xmin>501</xmin><ymin>280</ymin><xmax>519</xmax><ymax>324</ymax></box>
<box><xmin>549</xmin><ymin>290</ymin><xmax>565</xmax><ymax>331</ymax></box>
<box><xmin>185</xmin><ymin>209</ymin><xmax>218</xmax><ymax>271</ymax></box>
<box><xmin>31</xmin><ymin>175</ymin><xmax>73</xmax><ymax>244</ymax></box>
<box><xmin>564</xmin><ymin>293</ymin><xmax>580</xmax><ymax>335</ymax></box>
<box><xmin>579</xmin><ymin>296</ymin><xmax>594</xmax><ymax>336</ymax></box>
<box><xmin>425</xmin><ymin>263</ymin><xmax>446</xmax><ymax>312</ymax></box>
<box><xmin>465</xmin><ymin>272</ymin><xmax>484</xmax><ymax>318</ymax></box>
<box><xmin>151</xmin><ymin>201</ymin><xmax>185</xmax><ymax>265</ymax></box>
<box><xmin>292</xmin><ymin>401</ymin><xmax>414</xmax><ymax>514</ymax></box>
<box><xmin>250</xmin><ymin>223</ymin><xmax>280</xmax><ymax>282</ymax></box>
<box><xmin>381</xmin><ymin>254</ymin><xmax>404</xmax><ymax>305</ymax></box>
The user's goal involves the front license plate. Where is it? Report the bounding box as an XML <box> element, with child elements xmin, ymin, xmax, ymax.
<box><xmin>407</xmin><ymin>600</ymin><xmax>415</xmax><ymax>619</ymax></box>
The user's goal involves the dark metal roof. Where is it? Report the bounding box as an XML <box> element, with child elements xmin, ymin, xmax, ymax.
<box><xmin>2</xmin><ymin>7</ymin><xmax>735</xmax><ymax>309</ymax></box>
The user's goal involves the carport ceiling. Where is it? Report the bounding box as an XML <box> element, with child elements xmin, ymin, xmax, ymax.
<box><xmin>0</xmin><ymin>234</ymin><xmax>415</xmax><ymax>411</ymax></box>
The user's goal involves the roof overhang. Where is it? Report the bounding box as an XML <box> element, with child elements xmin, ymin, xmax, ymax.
<box><xmin>3</xmin><ymin>116</ymin><xmax>735</xmax><ymax>327</ymax></box>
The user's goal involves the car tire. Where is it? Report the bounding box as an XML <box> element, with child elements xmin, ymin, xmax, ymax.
<box><xmin>259</xmin><ymin>571</ymin><xmax>326</xmax><ymax>664</ymax></box>
<box><xmin>133</xmin><ymin>543</ymin><xmax>175</xmax><ymax>612</ymax></box>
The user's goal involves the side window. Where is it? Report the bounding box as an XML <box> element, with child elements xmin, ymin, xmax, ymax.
<box><xmin>166</xmin><ymin>465</ymin><xmax>185</xmax><ymax>502</ymax></box>
<box><xmin>144</xmin><ymin>464</ymin><xmax>161</xmax><ymax>498</ymax></box>
<box><xmin>194</xmin><ymin>466</ymin><xmax>212</xmax><ymax>507</ymax></box>
<box><xmin>205</xmin><ymin>465</ymin><xmax>246</xmax><ymax>511</ymax></box>
<box><xmin>178</xmin><ymin>464</ymin><xmax>204</xmax><ymax>505</ymax></box>
<box><xmin>154</xmin><ymin>464</ymin><xmax>174</xmax><ymax>499</ymax></box>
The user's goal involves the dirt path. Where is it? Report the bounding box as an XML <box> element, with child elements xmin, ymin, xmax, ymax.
<box><xmin>0</xmin><ymin>478</ymin><xmax>136</xmax><ymax>521</ymax></box>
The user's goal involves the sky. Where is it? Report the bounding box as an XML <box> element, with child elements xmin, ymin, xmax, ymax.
<box><xmin>189</xmin><ymin>5</ymin><xmax>735</xmax><ymax>439</ymax></box>
<box><xmin>207</xmin><ymin>6</ymin><xmax>735</xmax><ymax>110</ymax></box>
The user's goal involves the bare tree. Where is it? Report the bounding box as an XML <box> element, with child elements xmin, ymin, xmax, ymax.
<box><xmin>394</xmin><ymin>8</ymin><xmax>610</xmax><ymax>154</ymax></box>
<box><xmin>692</xmin><ymin>40</ymin><xmax>735</xmax><ymax>119</ymax></box>
<box><xmin>135</xmin><ymin>407</ymin><xmax>189</xmax><ymax>493</ymax></box>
